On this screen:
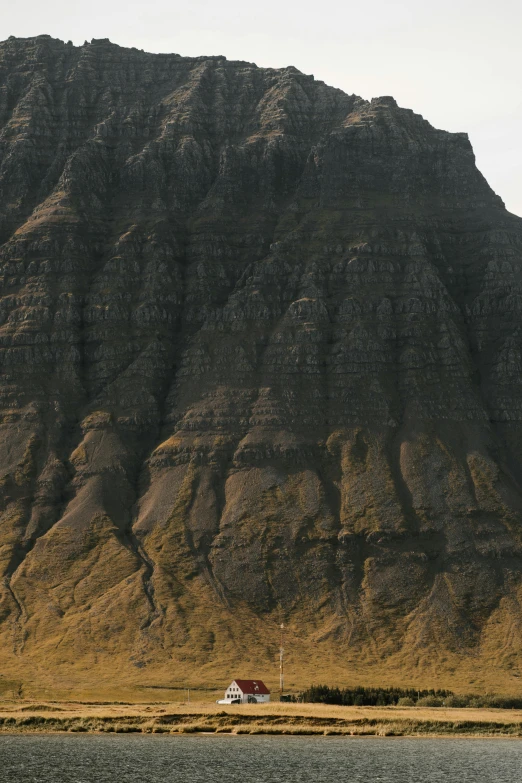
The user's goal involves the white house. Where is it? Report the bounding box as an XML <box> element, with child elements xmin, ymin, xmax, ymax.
<box><xmin>222</xmin><ymin>679</ymin><xmax>271</xmax><ymax>703</ymax></box>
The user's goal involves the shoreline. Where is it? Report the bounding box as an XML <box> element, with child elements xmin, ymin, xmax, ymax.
<box><xmin>1</xmin><ymin>702</ymin><xmax>522</xmax><ymax>739</ymax></box>
<box><xmin>1</xmin><ymin>729</ymin><xmax>522</xmax><ymax>740</ymax></box>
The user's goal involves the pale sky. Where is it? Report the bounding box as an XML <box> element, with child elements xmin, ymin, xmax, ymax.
<box><xmin>4</xmin><ymin>0</ymin><xmax>522</xmax><ymax>216</ymax></box>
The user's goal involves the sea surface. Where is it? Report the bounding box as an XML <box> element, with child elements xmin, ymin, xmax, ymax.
<box><xmin>1</xmin><ymin>734</ymin><xmax>521</xmax><ymax>782</ymax></box>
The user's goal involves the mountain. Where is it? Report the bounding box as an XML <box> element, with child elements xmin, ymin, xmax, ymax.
<box><xmin>0</xmin><ymin>34</ymin><xmax>522</xmax><ymax>697</ymax></box>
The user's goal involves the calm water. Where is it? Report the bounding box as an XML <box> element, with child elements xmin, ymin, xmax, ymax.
<box><xmin>1</xmin><ymin>734</ymin><xmax>521</xmax><ymax>782</ymax></box>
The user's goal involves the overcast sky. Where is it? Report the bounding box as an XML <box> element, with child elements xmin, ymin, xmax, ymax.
<box><xmin>4</xmin><ymin>0</ymin><xmax>522</xmax><ymax>216</ymax></box>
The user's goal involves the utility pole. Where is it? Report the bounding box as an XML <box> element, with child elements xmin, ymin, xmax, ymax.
<box><xmin>279</xmin><ymin>623</ymin><xmax>285</xmax><ymax>699</ymax></box>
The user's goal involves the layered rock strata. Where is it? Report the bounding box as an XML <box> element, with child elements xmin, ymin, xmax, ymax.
<box><xmin>0</xmin><ymin>35</ymin><xmax>522</xmax><ymax>690</ymax></box>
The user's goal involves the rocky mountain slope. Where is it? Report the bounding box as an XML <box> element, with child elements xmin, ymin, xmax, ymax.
<box><xmin>1</xmin><ymin>35</ymin><xmax>522</xmax><ymax>695</ymax></box>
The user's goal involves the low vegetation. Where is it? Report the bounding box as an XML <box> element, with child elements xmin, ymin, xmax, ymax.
<box><xmin>300</xmin><ymin>685</ymin><xmax>522</xmax><ymax>710</ymax></box>
<box><xmin>1</xmin><ymin>700</ymin><xmax>522</xmax><ymax>737</ymax></box>
<box><xmin>0</xmin><ymin>712</ymin><xmax>521</xmax><ymax>737</ymax></box>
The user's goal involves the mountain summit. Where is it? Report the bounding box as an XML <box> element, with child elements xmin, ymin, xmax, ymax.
<box><xmin>1</xmin><ymin>36</ymin><xmax>522</xmax><ymax>694</ymax></box>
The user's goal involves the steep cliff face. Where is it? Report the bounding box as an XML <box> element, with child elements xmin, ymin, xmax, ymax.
<box><xmin>1</xmin><ymin>35</ymin><xmax>522</xmax><ymax>693</ymax></box>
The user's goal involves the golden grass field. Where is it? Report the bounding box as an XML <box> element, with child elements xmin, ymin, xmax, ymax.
<box><xmin>1</xmin><ymin>699</ymin><xmax>522</xmax><ymax>738</ymax></box>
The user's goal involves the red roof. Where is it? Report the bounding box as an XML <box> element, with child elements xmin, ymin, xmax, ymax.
<box><xmin>233</xmin><ymin>679</ymin><xmax>270</xmax><ymax>695</ymax></box>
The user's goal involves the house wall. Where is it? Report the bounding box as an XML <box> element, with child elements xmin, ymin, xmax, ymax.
<box><xmin>225</xmin><ymin>681</ymin><xmax>245</xmax><ymax>700</ymax></box>
<box><xmin>225</xmin><ymin>682</ymin><xmax>241</xmax><ymax>700</ymax></box>
<box><xmin>241</xmin><ymin>693</ymin><xmax>270</xmax><ymax>703</ymax></box>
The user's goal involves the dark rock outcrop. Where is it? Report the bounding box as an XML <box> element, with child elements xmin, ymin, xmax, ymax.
<box><xmin>1</xmin><ymin>35</ymin><xmax>522</xmax><ymax>691</ymax></box>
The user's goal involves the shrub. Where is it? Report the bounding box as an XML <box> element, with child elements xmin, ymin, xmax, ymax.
<box><xmin>416</xmin><ymin>696</ymin><xmax>443</xmax><ymax>707</ymax></box>
<box><xmin>443</xmin><ymin>695</ymin><xmax>469</xmax><ymax>708</ymax></box>
<box><xmin>485</xmin><ymin>696</ymin><xmax>522</xmax><ymax>709</ymax></box>
<box><xmin>397</xmin><ymin>697</ymin><xmax>415</xmax><ymax>707</ymax></box>
<box><xmin>300</xmin><ymin>685</ymin><xmax>452</xmax><ymax>707</ymax></box>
